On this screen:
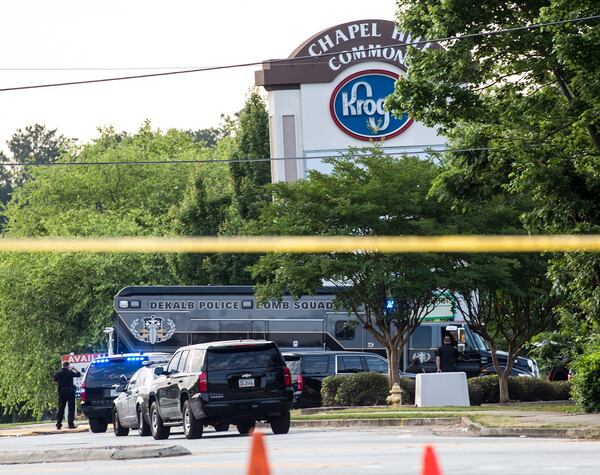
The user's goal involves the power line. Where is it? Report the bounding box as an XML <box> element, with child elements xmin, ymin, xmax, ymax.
<box><xmin>0</xmin><ymin>143</ymin><xmax>559</xmax><ymax>168</ymax></box>
<box><xmin>0</xmin><ymin>15</ymin><xmax>598</xmax><ymax>92</ymax></box>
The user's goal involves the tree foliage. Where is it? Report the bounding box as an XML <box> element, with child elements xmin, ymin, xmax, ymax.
<box><xmin>251</xmin><ymin>149</ymin><xmax>457</xmax><ymax>386</ymax></box>
<box><xmin>0</xmin><ymin>124</ymin><xmax>202</xmax><ymax>416</ymax></box>
<box><xmin>389</xmin><ymin>1</ymin><xmax>600</xmax><ymax>340</ymax></box>
<box><xmin>229</xmin><ymin>89</ymin><xmax>271</xmax><ymax>221</ymax></box>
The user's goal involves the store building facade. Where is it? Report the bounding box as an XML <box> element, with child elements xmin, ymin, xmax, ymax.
<box><xmin>255</xmin><ymin>19</ymin><xmax>444</xmax><ymax>182</ymax></box>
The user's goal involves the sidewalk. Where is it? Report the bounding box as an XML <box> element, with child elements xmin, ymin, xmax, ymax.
<box><xmin>0</xmin><ymin>422</ymin><xmax>89</xmax><ymax>437</ymax></box>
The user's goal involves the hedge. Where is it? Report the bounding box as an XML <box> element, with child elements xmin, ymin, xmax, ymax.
<box><xmin>321</xmin><ymin>373</ymin><xmax>572</xmax><ymax>406</ymax></box>
<box><xmin>571</xmin><ymin>351</ymin><xmax>600</xmax><ymax>413</ymax></box>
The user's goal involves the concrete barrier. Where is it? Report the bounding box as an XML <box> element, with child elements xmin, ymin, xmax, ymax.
<box><xmin>415</xmin><ymin>373</ymin><xmax>470</xmax><ymax>407</ymax></box>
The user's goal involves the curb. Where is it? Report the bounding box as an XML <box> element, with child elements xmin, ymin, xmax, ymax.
<box><xmin>0</xmin><ymin>444</ymin><xmax>191</xmax><ymax>465</ymax></box>
<box><xmin>292</xmin><ymin>417</ymin><xmax>463</xmax><ymax>428</ymax></box>
<box><xmin>461</xmin><ymin>417</ymin><xmax>600</xmax><ymax>439</ymax></box>
<box><xmin>292</xmin><ymin>417</ymin><xmax>600</xmax><ymax>439</ymax></box>
<box><xmin>0</xmin><ymin>426</ymin><xmax>89</xmax><ymax>438</ymax></box>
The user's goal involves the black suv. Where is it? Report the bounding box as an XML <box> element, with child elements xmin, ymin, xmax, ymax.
<box><xmin>283</xmin><ymin>350</ymin><xmax>389</xmax><ymax>408</ymax></box>
<box><xmin>148</xmin><ymin>340</ymin><xmax>293</xmax><ymax>440</ymax></box>
<box><xmin>81</xmin><ymin>353</ymin><xmax>170</xmax><ymax>433</ymax></box>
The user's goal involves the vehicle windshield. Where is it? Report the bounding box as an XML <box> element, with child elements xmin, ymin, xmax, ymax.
<box><xmin>86</xmin><ymin>359</ymin><xmax>147</xmax><ymax>383</ymax></box>
<box><xmin>468</xmin><ymin>329</ymin><xmax>490</xmax><ymax>351</ymax></box>
<box><xmin>207</xmin><ymin>345</ymin><xmax>282</xmax><ymax>371</ymax></box>
<box><xmin>284</xmin><ymin>356</ymin><xmax>301</xmax><ymax>375</ymax></box>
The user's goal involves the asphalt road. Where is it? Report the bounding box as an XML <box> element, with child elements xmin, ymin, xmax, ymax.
<box><xmin>1</xmin><ymin>426</ymin><xmax>600</xmax><ymax>474</ymax></box>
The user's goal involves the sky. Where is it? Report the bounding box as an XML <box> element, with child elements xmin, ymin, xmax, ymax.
<box><xmin>0</xmin><ymin>0</ymin><xmax>397</xmax><ymax>153</ymax></box>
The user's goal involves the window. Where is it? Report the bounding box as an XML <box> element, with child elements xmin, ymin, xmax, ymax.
<box><xmin>167</xmin><ymin>352</ymin><xmax>182</xmax><ymax>374</ymax></box>
<box><xmin>337</xmin><ymin>355</ymin><xmax>364</xmax><ymax>373</ymax></box>
<box><xmin>411</xmin><ymin>326</ymin><xmax>432</xmax><ymax>349</ymax></box>
<box><xmin>364</xmin><ymin>356</ymin><xmax>388</xmax><ymax>373</ymax></box>
<box><xmin>206</xmin><ymin>345</ymin><xmax>281</xmax><ymax>371</ymax></box>
<box><xmin>177</xmin><ymin>351</ymin><xmax>190</xmax><ymax>373</ymax></box>
<box><xmin>189</xmin><ymin>350</ymin><xmax>205</xmax><ymax>372</ymax></box>
<box><xmin>335</xmin><ymin>321</ymin><xmax>355</xmax><ymax>340</ymax></box>
<box><xmin>301</xmin><ymin>355</ymin><xmax>330</xmax><ymax>375</ymax></box>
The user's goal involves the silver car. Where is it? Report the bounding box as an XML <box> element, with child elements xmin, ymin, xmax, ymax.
<box><xmin>112</xmin><ymin>362</ymin><xmax>167</xmax><ymax>437</ymax></box>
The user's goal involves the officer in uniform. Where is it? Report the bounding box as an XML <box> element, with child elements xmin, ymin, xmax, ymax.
<box><xmin>435</xmin><ymin>335</ymin><xmax>459</xmax><ymax>372</ymax></box>
<box><xmin>53</xmin><ymin>361</ymin><xmax>81</xmax><ymax>429</ymax></box>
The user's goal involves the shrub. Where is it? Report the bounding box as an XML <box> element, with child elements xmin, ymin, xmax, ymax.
<box><xmin>468</xmin><ymin>376</ymin><xmax>499</xmax><ymax>404</ymax></box>
<box><xmin>571</xmin><ymin>351</ymin><xmax>600</xmax><ymax>412</ymax></box>
<box><xmin>321</xmin><ymin>375</ymin><xmax>346</xmax><ymax>407</ymax></box>
<box><xmin>333</xmin><ymin>373</ymin><xmax>389</xmax><ymax>406</ymax></box>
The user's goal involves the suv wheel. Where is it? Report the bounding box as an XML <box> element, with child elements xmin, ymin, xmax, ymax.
<box><xmin>88</xmin><ymin>417</ymin><xmax>108</xmax><ymax>433</ymax></box>
<box><xmin>182</xmin><ymin>400</ymin><xmax>203</xmax><ymax>439</ymax></box>
<box><xmin>113</xmin><ymin>408</ymin><xmax>129</xmax><ymax>437</ymax></box>
<box><xmin>215</xmin><ymin>423</ymin><xmax>229</xmax><ymax>432</ymax></box>
<box><xmin>137</xmin><ymin>407</ymin><xmax>151</xmax><ymax>437</ymax></box>
<box><xmin>150</xmin><ymin>402</ymin><xmax>170</xmax><ymax>440</ymax></box>
<box><xmin>270</xmin><ymin>410</ymin><xmax>291</xmax><ymax>434</ymax></box>
<box><xmin>236</xmin><ymin>421</ymin><xmax>256</xmax><ymax>435</ymax></box>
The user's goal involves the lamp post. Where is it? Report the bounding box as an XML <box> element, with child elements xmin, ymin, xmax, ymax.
<box><xmin>103</xmin><ymin>327</ymin><xmax>114</xmax><ymax>356</ymax></box>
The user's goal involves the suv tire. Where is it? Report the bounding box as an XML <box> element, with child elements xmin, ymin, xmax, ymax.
<box><xmin>89</xmin><ymin>417</ymin><xmax>108</xmax><ymax>433</ymax></box>
<box><xmin>137</xmin><ymin>407</ymin><xmax>151</xmax><ymax>437</ymax></box>
<box><xmin>182</xmin><ymin>400</ymin><xmax>203</xmax><ymax>439</ymax></box>
<box><xmin>270</xmin><ymin>410</ymin><xmax>291</xmax><ymax>434</ymax></box>
<box><xmin>113</xmin><ymin>407</ymin><xmax>129</xmax><ymax>437</ymax></box>
<box><xmin>150</xmin><ymin>402</ymin><xmax>170</xmax><ymax>440</ymax></box>
<box><xmin>236</xmin><ymin>421</ymin><xmax>256</xmax><ymax>435</ymax></box>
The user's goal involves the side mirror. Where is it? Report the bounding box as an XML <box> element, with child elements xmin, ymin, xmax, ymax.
<box><xmin>119</xmin><ymin>374</ymin><xmax>128</xmax><ymax>384</ymax></box>
<box><xmin>458</xmin><ymin>343</ymin><xmax>465</xmax><ymax>353</ymax></box>
<box><xmin>154</xmin><ymin>366</ymin><xmax>165</xmax><ymax>376</ymax></box>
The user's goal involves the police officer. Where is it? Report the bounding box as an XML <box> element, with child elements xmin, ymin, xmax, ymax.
<box><xmin>53</xmin><ymin>361</ymin><xmax>81</xmax><ymax>430</ymax></box>
<box><xmin>435</xmin><ymin>335</ymin><xmax>459</xmax><ymax>372</ymax></box>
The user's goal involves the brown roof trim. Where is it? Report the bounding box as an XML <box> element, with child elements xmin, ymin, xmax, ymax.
<box><xmin>255</xmin><ymin>19</ymin><xmax>438</xmax><ymax>90</ymax></box>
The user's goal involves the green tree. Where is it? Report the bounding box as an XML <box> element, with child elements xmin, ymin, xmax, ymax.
<box><xmin>451</xmin><ymin>254</ymin><xmax>560</xmax><ymax>402</ymax></box>
<box><xmin>251</xmin><ymin>150</ymin><xmax>456</xmax><ymax>387</ymax></box>
<box><xmin>229</xmin><ymin>89</ymin><xmax>271</xmax><ymax>221</ymax></box>
<box><xmin>0</xmin><ymin>123</ymin><xmax>201</xmax><ymax>416</ymax></box>
<box><xmin>8</xmin><ymin>124</ymin><xmax>74</xmax><ymax>185</ymax></box>
<box><xmin>388</xmin><ymin>1</ymin><xmax>600</xmax><ymax>328</ymax></box>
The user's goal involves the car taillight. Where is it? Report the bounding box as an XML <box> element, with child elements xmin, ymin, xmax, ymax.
<box><xmin>297</xmin><ymin>374</ymin><xmax>304</xmax><ymax>392</ymax></box>
<box><xmin>198</xmin><ymin>371</ymin><xmax>208</xmax><ymax>393</ymax></box>
<box><xmin>80</xmin><ymin>381</ymin><xmax>86</xmax><ymax>402</ymax></box>
<box><xmin>283</xmin><ymin>367</ymin><xmax>292</xmax><ymax>388</ymax></box>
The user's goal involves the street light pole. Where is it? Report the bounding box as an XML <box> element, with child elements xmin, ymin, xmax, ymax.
<box><xmin>103</xmin><ymin>327</ymin><xmax>114</xmax><ymax>356</ymax></box>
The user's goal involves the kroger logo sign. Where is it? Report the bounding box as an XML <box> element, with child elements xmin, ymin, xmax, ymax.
<box><xmin>329</xmin><ymin>70</ymin><xmax>412</xmax><ymax>141</ymax></box>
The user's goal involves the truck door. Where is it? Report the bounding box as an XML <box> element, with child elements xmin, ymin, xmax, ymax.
<box><xmin>408</xmin><ymin>325</ymin><xmax>435</xmax><ymax>372</ymax></box>
<box><xmin>441</xmin><ymin>325</ymin><xmax>481</xmax><ymax>376</ymax></box>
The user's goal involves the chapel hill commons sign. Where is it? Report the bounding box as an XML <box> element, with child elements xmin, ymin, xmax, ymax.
<box><xmin>255</xmin><ymin>19</ymin><xmax>445</xmax><ymax>183</ymax></box>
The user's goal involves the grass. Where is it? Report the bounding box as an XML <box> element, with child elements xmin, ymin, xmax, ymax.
<box><xmin>294</xmin><ymin>402</ymin><xmax>580</xmax><ymax>416</ymax></box>
<box><xmin>292</xmin><ymin>412</ymin><xmax>467</xmax><ymax>421</ymax></box>
<box><xmin>468</xmin><ymin>415</ymin><xmax>590</xmax><ymax>429</ymax></box>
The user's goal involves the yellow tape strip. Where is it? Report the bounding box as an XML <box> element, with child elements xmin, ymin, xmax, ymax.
<box><xmin>0</xmin><ymin>235</ymin><xmax>598</xmax><ymax>253</ymax></box>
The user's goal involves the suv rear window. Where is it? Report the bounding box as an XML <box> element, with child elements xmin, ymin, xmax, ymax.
<box><xmin>86</xmin><ymin>359</ymin><xmax>146</xmax><ymax>383</ymax></box>
<box><xmin>207</xmin><ymin>345</ymin><xmax>281</xmax><ymax>371</ymax></box>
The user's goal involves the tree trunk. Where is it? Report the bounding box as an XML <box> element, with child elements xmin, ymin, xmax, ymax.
<box><xmin>385</xmin><ymin>345</ymin><xmax>401</xmax><ymax>388</ymax></box>
<box><xmin>498</xmin><ymin>371</ymin><xmax>510</xmax><ymax>403</ymax></box>
<box><xmin>488</xmin><ymin>341</ymin><xmax>511</xmax><ymax>403</ymax></box>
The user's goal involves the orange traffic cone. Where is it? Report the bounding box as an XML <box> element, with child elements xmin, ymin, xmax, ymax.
<box><xmin>247</xmin><ymin>431</ymin><xmax>271</xmax><ymax>475</ymax></box>
<box><xmin>422</xmin><ymin>445</ymin><xmax>442</xmax><ymax>475</ymax></box>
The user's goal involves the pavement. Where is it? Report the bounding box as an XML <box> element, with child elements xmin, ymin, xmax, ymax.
<box><xmin>1</xmin><ymin>406</ymin><xmax>600</xmax><ymax>465</ymax></box>
<box><xmin>1</xmin><ymin>426</ymin><xmax>600</xmax><ymax>474</ymax></box>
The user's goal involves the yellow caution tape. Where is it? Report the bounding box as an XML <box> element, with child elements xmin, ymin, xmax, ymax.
<box><xmin>0</xmin><ymin>235</ymin><xmax>598</xmax><ymax>253</ymax></box>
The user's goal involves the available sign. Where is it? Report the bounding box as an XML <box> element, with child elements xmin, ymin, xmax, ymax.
<box><xmin>60</xmin><ymin>353</ymin><xmax>105</xmax><ymax>398</ymax></box>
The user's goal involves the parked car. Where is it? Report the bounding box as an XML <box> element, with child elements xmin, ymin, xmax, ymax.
<box><xmin>112</xmin><ymin>361</ymin><xmax>167</xmax><ymax>437</ymax></box>
<box><xmin>81</xmin><ymin>352</ymin><xmax>170</xmax><ymax>433</ymax></box>
<box><xmin>283</xmin><ymin>350</ymin><xmax>390</xmax><ymax>408</ymax></box>
<box><xmin>148</xmin><ymin>340</ymin><xmax>293</xmax><ymax>440</ymax></box>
